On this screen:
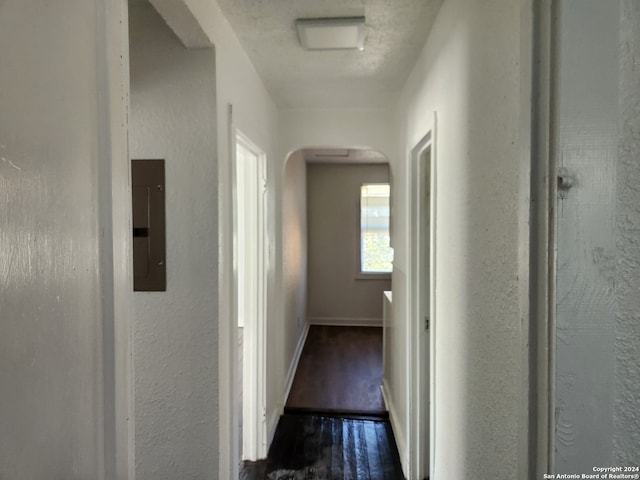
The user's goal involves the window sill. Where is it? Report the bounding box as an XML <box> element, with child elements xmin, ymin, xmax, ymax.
<box><xmin>356</xmin><ymin>272</ymin><xmax>392</xmax><ymax>281</ymax></box>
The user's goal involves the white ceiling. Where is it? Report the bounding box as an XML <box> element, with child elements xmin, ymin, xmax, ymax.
<box><xmin>216</xmin><ymin>0</ymin><xmax>444</xmax><ymax>108</ymax></box>
<box><xmin>302</xmin><ymin>148</ymin><xmax>388</xmax><ymax>164</ymax></box>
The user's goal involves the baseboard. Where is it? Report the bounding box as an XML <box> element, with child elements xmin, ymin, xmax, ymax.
<box><xmin>283</xmin><ymin>322</ymin><xmax>310</xmax><ymax>403</ymax></box>
<box><xmin>309</xmin><ymin>317</ymin><xmax>383</xmax><ymax>327</ymax></box>
<box><xmin>267</xmin><ymin>322</ymin><xmax>311</xmax><ymax>444</ymax></box>
<box><xmin>381</xmin><ymin>378</ymin><xmax>409</xmax><ymax>478</ymax></box>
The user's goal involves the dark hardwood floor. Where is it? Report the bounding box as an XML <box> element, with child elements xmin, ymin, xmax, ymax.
<box><xmin>240</xmin><ymin>413</ymin><xmax>405</xmax><ymax>480</ymax></box>
<box><xmin>285</xmin><ymin>325</ymin><xmax>386</xmax><ymax>416</ymax></box>
<box><xmin>240</xmin><ymin>326</ymin><xmax>404</xmax><ymax>479</ymax></box>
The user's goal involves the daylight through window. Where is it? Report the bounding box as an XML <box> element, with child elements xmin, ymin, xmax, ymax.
<box><xmin>360</xmin><ymin>183</ymin><xmax>393</xmax><ymax>273</ymax></box>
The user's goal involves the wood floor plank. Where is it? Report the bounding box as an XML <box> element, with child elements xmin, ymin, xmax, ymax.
<box><xmin>286</xmin><ymin>326</ymin><xmax>387</xmax><ymax>415</ymax></box>
<box><xmin>331</xmin><ymin>416</ymin><xmax>344</xmax><ymax>478</ymax></box>
<box><xmin>269</xmin><ymin>415</ymin><xmax>296</xmax><ymax>469</ymax></box>
<box><xmin>304</xmin><ymin>415</ymin><xmax>322</xmax><ymax>466</ymax></box>
<box><xmin>375</xmin><ymin>420</ymin><xmax>398</xmax><ymax>479</ymax></box>
<box><xmin>291</xmin><ymin>414</ymin><xmax>310</xmax><ymax>470</ymax></box>
<box><xmin>342</xmin><ymin>419</ymin><xmax>356</xmax><ymax>480</ymax></box>
<box><xmin>241</xmin><ymin>414</ymin><xmax>404</xmax><ymax>480</ymax></box>
<box><xmin>354</xmin><ymin>420</ymin><xmax>372</xmax><ymax>479</ymax></box>
<box><xmin>319</xmin><ymin>415</ymin><xmax>333</xmax><ymax>475</ymax></box>
<box><xmin>364</xmin><ymin>419</ymin><xmax>384</xmax><ymax>478</ymax></box>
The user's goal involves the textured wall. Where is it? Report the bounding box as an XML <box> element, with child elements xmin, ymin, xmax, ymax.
<box><xmin>0</xmin><ymin>2</ymin><xmax>107</xmax><ymax>478</ymax></box>
<box><xmin>173</xmin><ymin>0</ymin><xmax>281</xmax><ymax>475</ymax></box>
<box><xmin>282</xmin><ymin>151</ymin><xmax>308</xmax><ymax>373</ymax></box>
<box><xmin>306</xmin><ymin>163</ymin><xmax>391</xmax><ymax>324</ymax></box>
<box><xmin>614</xmin><ymin>0</ymin><xmax>640</xmax><ymax>465</ymax></box>
<box><xmin>128</xmin><ymin>3</ymin><xmax>218</xmax><ymax>479</ymax></box>
<box><xmin>394</xmin><ymin>0</ymin><xmax>522</xmax><ymax>477</ymax></box>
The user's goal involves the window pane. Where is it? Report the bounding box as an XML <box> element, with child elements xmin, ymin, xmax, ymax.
<box><xmin>361</xmin><ymin>184</ymin><xmax>393</xmax><ymax>273</ymax></box>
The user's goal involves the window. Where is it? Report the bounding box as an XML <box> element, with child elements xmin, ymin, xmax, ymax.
<box><xmin>360</xmin><ymin>183</ymin><xmax>393</xmax><ymax>274</ymax></box>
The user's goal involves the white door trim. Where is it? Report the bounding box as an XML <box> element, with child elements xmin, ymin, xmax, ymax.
<box><xmin>407</xmin><ymin>116</ymin><xmax>437</xmax><ymax>480</ymax></box>
<box><xmin>103</xmin><ymin>0</ymin><xmax>134</xmax><ymax>477</ymax></box>
<box><xmin>519</xmin><ymin>1</ymin><xmax>554</xmax><ymax>477</ymax></box>
<box><xmin>234</xmin><ymin>129</ymin><xmax>268</xmax><ymax>462</ymax></box>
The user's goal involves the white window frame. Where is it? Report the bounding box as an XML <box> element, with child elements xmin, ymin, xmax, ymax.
<box><xmin>357</xmin><ymin>182</ymin><xmax>393</xmax><ymax>279</ymax></box>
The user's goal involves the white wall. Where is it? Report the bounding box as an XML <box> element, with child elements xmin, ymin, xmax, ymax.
<box><xmin>160</xmin><ymin>1</ymin><xmax>281</xmax><ymax>475</ymax></box>
<box><xmin>279</xmin><ymin>108</ymin><xmax>395</xmax><ymax>161</ymax></box>
<box><xmin>280</xmin><ymin>150</ymin><xmax>308</xmax><ymax>416</ymax></box>
<box><xmin>282</xmin><ymin>150</ymin><xmax>308</xmax><ymax>393</ymax></box>
<box><xmin>0</xmin><ymin>1</ymin><xmax>130</xmax><ymax>478</ymax></box>
<box><xmin>391</xmin><ymin>0</ymin><xmax>523</xmax><ymax>477</ymax></box>
<box><xmin>306</xmin><ymin>163</ymin><xmax>391</xmax><ymax>325</ymax></box>
<box><xmin>128</xmin><ymin>3</ymin><xmax>217</xmax><ymax>478</ymax></box>
<box><xmin>145</xmin><ymin>0</ymin><xmax>280</xmax><ymax>474</ymax></box>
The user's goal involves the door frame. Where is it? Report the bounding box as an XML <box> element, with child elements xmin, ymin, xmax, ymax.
<box><xmin>232</xmin><ymin>128</ymin><xmax>269</xmax><ymax>463</ymax></box>
<box><xmin>408</xmin><ymin>123</ymin><xmax>437</xmax><ymax>480</ymax></box>
<box><xmin>524</xmin><ymin>0</ymin><xmax>556</xmax><ymax>477</ymax></box>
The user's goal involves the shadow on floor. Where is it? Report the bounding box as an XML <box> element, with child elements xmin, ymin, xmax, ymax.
<box><xmin>240</xmin><ymin>413</ymin><xmax>405</xmax><ymax>480</ymax></box>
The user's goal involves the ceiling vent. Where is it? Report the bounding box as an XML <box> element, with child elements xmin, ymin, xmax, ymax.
<box><xmin>296</xmin><ymin>17</ymin><xmax>366</xmax><ymax>51</ymax></box>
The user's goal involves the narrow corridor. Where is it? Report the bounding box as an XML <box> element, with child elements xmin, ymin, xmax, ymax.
<box><xmin>241</xmin><ymin>326</ymin><xmax>403</xmax><ymax>479</ymax></box>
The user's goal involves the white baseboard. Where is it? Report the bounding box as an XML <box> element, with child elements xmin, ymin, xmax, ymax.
<box><xmin>283</xmin><ymin>322</ymin><xmax>310</xmax><ymax>403</ymax></box>
<box><xmin>309</xmin><ymin>317</ymin><xmax>382</xmax><ymax>327</ymax></box>
<box><xmin>267</xmin><ymin>322</ymin><xmax>311</xmax><ymax>444</ymax></box>
<box><xmin>381</xmin><ymin>378</ymin><xmax>409</xmax><ymax>478</ymax></box>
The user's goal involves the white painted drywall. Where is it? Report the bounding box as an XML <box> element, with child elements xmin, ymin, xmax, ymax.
<box><xmin>282</xmin><ymin>151</ymin><xmax>308</xmax><ymax>380</ymax></box>
<box><xmin>392</xmin><ymin>0</ymin><xmax>523</xmax><ymax>477</ymax></box>
<box><xmin>306</xmin><ymin>163</ymin><xmax>391</xmax><ymax>325</ymax></box>
<box><xmin>0</xmin><ymin>1</ymin><xmax>128</xmax><ymax>478</ymax></box>
<box><xmin>615</xmin><ymin>0</ymin><xmax>640</xmax><ymax>465</ymax></box>
<box><xmin>148</xmin><ymin>0</ymin><xmax>211</xmax><ymax>47</ymax></box>
<box><xmin>152</xmin><ymin>0</ymin><xmax>282</xmax><ymax>475</ymax></box>
<box><xmin>128</xmin><ymin>3</ymin><xmax>217</xmax><ymax>478</ymax></box>
<box><xmin>279</xmin><ymin>108</ymin><xmax>395</xmax><ymax>161</ymax></box>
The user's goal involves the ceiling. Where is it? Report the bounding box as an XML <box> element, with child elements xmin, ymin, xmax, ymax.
<box><xmin>216</xmin><ymin>0</ymin><xmax>444</xmax><ymax>108</ymax></box>
<box><xmin>302</xmin><ymin>148</ymin><xmax>388</xmax><ymax>164</ymax></box>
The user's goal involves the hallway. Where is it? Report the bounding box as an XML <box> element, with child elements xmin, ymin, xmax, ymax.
<box><xmin>2</xmin><ymin>1</ymin><xmax>639</xmax><ymax>479</ymax></box>
<box><xmin>240</xmin><ymin>326</ymin><xmax>401</xmax><ymax>479</ymax></box>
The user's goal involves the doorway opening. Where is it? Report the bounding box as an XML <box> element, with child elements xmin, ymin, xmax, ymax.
<box><xmin>409</xmin><ymin>131</ymin><xmax>435</xmax><ymax>480</ymax></box>
<box><xmin>284</xmin><ymin>154</ymin><xmax>391</xmax><ymax>413</ymax></box>
<box><xmin>234</xmin><ymin>131</ymin><xmax>268</xmax><ymax>463</ymax></box>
